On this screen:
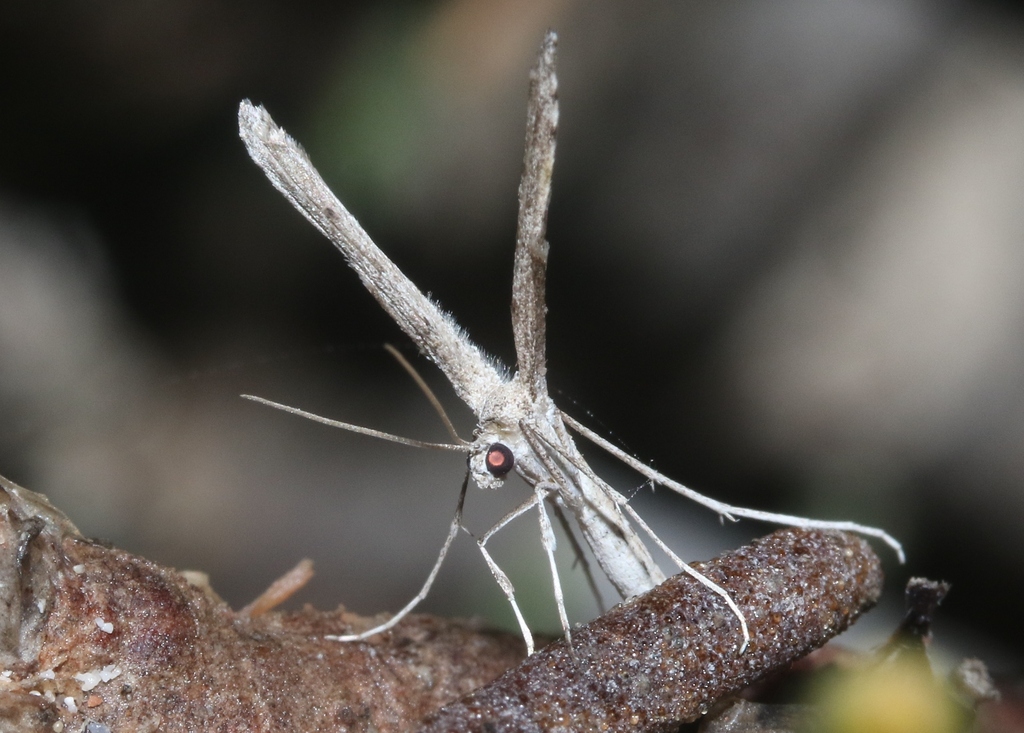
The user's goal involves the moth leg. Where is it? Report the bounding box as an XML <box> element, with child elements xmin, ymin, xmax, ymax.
<box><xmin>674</xmin><ymin>504</ymin><xmax>907</xmax><ymax>563</ymax></box>
<box><xmin>516</xmin><ymin>425</ymin><xmax>591</xmax><ymax>650</ymax></box>
<box><xmin>535</xmin><ymin>491</ymin><xmax>573</xmax><ymax>651</ymax></box>
<box><xmin>550</xmin><ymin>500</ymin><xmax>606</xmax><ymax>613</ymax></box>
<box><xmin>472</xmin><ymin>487</ymin><xmax>572</xmax><ymax>655</ymax></box>
<box><xmin>620</xmin><ymin>501</ymin><xmax>750</xmax><ymax>653</ymax></box>
<box><xmin>477</xmin><ymin>492</ymin><xmax>543</xmax><ymax>544</ymax></box>
<box><xmin>476</xmin><ymin>534</ymin><xmax>536</xmax><ymax>656</ymax></box>
<box><xmin>326</xmin><ymin>473</ymin><xmax>470</xmax><ymax>642</ymax></box>
<box><xmin>562</xmin><ymin>412</ymin><xmax>904</xmax><ymax>562</ymax></box>
<box><xmin>528</xmin><ymin>425</ymin><xmax>750</xmax><ymax>650</ymax></box>
<box><xmin>469</xmin><ymin>491</ymin><xmax>545</xmax><ymax>654</ymax></box>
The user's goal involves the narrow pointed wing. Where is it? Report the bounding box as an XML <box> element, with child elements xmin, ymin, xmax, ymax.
<box><xmin>238</xmin><ymin>101</ymin><xmax>507</xmax><ymax>414</ymax></box>
<box><xmin>511</xmin><ymin>31</ymin><xmax>558</xmax><ymax>403</ymax></box>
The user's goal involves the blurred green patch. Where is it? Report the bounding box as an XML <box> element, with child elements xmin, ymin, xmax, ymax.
<box><xmin>306</xmin><ymin>6</ymin><xmax>436</xmax><ymax>220</ymax></box>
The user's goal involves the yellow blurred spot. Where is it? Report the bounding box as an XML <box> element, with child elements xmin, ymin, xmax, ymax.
<box><xmin>814</xmin><ymin>658</ymin><xmax>961</xmax><ymax>733</ymax></box>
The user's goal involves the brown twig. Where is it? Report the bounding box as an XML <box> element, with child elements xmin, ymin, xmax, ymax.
<box><xmin>0</xmin><ymin>474</ymin><xmax>883</xmax><ymax>733</ymax></box>
<box><xmin>0</xmin><ymin>474</ymin><xmax>523</xmax><ymax>733</ymax></box>
<box><xmin>417</xmin><ymin>528</ymin><xmax>883</xmax><ymax>732</ymax></box>
<box><xmin>239</xmin><ymin>558</ymin><xmax>315</xmax><ymax>618</ymax></box>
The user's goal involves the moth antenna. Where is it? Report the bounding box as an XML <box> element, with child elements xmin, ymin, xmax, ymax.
<box><xmin>383</xmin><ymin>343</ymin><xmax>463</xmax><ymax>443</ymax></box>
<box><xmin>241</xmin><ymin>394</ymin><xmax>469</xmax><ymax>451</ymax></box>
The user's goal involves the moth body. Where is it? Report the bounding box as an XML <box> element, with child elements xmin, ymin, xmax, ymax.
<box><xmin>238</xmin><ymin>31</ymin><xmax>901</xmax><ymax>656</ymax></box>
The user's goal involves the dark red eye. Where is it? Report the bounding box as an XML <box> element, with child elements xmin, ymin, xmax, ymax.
<box><xmin>485</xmin><ymin>443</ymin><xmax>515</xmax><ymax>477</ymax></box>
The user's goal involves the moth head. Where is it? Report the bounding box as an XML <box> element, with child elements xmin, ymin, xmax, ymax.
<box><xmin>484</xmin><ymin>442</ymin><xmax>514</xmax><ymax>476</ymax></box>
<box><xmin>468</xmin><ymin>429</ymin><xmax>525</xmax><ymax>490</ymax></box>
<box><xmin>466</xmin><ymin>442</ymin><xmax>510</xmax><ymax>489</ymax></box>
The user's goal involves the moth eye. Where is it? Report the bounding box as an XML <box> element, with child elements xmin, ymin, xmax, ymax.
<box><xmin>485</xmin><ymin>443</ymin><xmax>515</xmax><ymax>477</ymax></box>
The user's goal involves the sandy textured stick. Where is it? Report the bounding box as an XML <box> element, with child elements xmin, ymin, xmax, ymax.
<box><xmin>416</xmin><ymin>528</ymin><xmax>883</xmax><ymax>733</ymax></box>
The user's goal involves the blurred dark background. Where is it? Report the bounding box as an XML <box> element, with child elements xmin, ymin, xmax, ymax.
<box><xmin>2</xmin><ymin>1</ymin><xmax>1023</xmax><ymax>672</ymax></box>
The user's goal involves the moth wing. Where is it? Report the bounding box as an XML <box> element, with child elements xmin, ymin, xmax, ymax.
<box><xmin>238</xmin><ymin>101</ymin><xmax>506</xmax><ymax>414</ymax></box>
<box><xmin>511</xmin><ymin>31</ymin><xmax>558</xmax><ymax>403</ymax></box>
